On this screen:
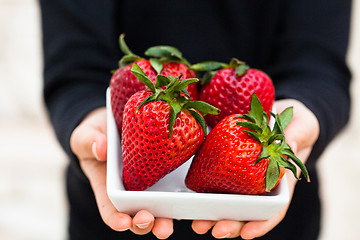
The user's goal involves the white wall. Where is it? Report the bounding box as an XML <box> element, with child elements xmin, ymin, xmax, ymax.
<box><xmin>0</xmin><ymin>1</ymin><xmax>67</xmax><ymax>240</ymax></box>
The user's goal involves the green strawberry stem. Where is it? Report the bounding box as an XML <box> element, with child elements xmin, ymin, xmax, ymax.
<box><xmin>234</xmin><ymin>93</ymin><xmax>310</xmax><ymax>192</ymax></box>
<box><xmin>131</xmin><ymin>63</ymin><xmax>220</xmax><ymax>138</ymax></box>
<box><xmin>118</xmin><ymin>34</ymin><xmax>143</xmax><ymax>67</ymax></box>
<box><xmin>190</xmin><ymin>61</ymin><xmax>228</xmax><ymax>72</ymax></box>
<box><xmin>119</xmin><ymin>33</ymin><xmax>134</xmax><ymax>56</ymax></box>
<box><xmin>228</xmin><ymin>58</ymin><xmax>249</xmax><ymax>76</ymax></box>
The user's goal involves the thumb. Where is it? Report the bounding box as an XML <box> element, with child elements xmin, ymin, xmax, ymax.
<box><xmin>275</xmin><ymin>99</ymin><xmax>319</xmax><ymax>156</ymax></box>
<box><xmin>70</xmin><ymin>108</ymin><xmax>107</xmax><ymax>161</ymax></box>
<box><xmin>283</xmin><ymin>112</ymin><xmax>319</xmax><ymax>157</ymax></box>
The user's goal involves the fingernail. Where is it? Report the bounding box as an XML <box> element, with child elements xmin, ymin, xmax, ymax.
<box><xmin>92</xmin><ymin>142</ymin><xmax>100</xmax><ymax>160</ymax></box>
<box><xmin>218</xmin><ymin>233</ymin><xmax>231</xmax><ymax>239</ymax></box>
<box><xmin>136</xmin><ymin>222</ymin><xmax>151</xmax><ymax>229</ymax></box>
<box><xmin>118</xmin><ymin>227</ymin><xmax>130</xmax><ymax>232</ymax></box>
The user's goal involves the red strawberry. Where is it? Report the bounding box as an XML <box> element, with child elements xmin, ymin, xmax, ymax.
<box><xmin>110</xmin><ymin>59</ymin><xmax>157</xmax><ymax>134</ymax></box>
<box><xmin>185</xmin><ymin>93</ymin><xmax>309</xmax><ymax>195</ymax></box>
<box><xmin>122</xmin><ymin>63</ymin><xmax>219</xmax><ymax>191</ymax></box>
<box><xmin>110</xmin><ymin>35</ymin><xmax>198</xmax><ymax>134</ymax></box>
<box><xmin>110</xmin><ymin>35</ymin><xmax>157</xmax><ymax>134</ymax></box>
<box><xmin>192</xmin><ymin>58</ymin><xmax>275</xmax><ymax>128</ymax></box>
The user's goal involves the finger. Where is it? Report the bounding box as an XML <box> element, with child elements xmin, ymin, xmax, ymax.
<box><xmin>92</xmin><ymin>136</ymin><xmax>107</xmax><ymax>161</ymax></box>
<box><xmin>100</xmin><ymin>202</ymin><xmax>133</xmax><ymax>232</ymax></box>
<box><xmin>284</xmin><ymin>123</ymin><xmax>315</xmax><ymax>155</ymax></box>
<box><xmin>152</xmin><ymin>218</ymin><xmax>174</xmax><ymax>239</ymax></box>
<box><xmin>70</xmin><ymin>108</ymin><xmax>107</xmax><ymax>161</ymax></box>
<box><xmin>192</xmin><ymin>220</ymin><xmax>216</xmax><ymax>234</ymax></box>
<box><xmin>83</xmin><ymin>161</ymin><xmax>132</xmax><ymax>231</ymax></box>
<box><xmin>72</xmin><ymin>107</ymin><xmax>130</xmax><ymax>231</ymax></box>
<box><xmin>211</xmin><ymin>220</ymin><xmax>245</xmax><ymax>239</ymax></box>
<box><xmin>240</xmin><ymin>208</ymin><xmax>287</xmax><ymax>239</ymax></box>
<box><xmin>239</xmin><ymin>174</ymin><xmax>296</xmax><ymax>240</ymax></box>
<box><xmin>130</xmin><ymin>210</ymin><xmax>155</xmax><ymax>235</ymax></box>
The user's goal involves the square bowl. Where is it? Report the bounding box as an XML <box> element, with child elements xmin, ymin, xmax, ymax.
<box><xmin>106</xmin><ymin>88</ymin><xmax>289</xmax><ymax>221</ymax></box>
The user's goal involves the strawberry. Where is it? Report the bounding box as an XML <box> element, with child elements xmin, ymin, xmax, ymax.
<box><xmin>110</xmin><ymin>60</ymin><xmax>157</xmax><ymax>134</ymax></box>
<box><xmin>110</xmin><ymin>35</ymin><xmax>157</xmax><ymax>134</ymax></box>
<box><xmin>121</xmin><ymin>63</ymin><xmax>219</xmax><ymax>191</ymax></box>
<box><xmin>192</xmin><ymin>58</ymin><xmax>275</xmax><ymax>128</ymax></box>
<box><xmin>110</xmin><ymin>35</ymin><xmax>198</xmax><ymax>134</ymax></box>
<box><xmin>185</xmin><ymin>93</ymin><xmax>309</xmax><ymax>195</ymax></box>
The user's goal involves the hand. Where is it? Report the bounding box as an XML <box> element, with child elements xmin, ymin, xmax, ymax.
<box><xmin>191</xmin><ymin>99</ymin><xmax>320</xmax><ymax>239</ymax></box>
<box><xmin>70</xmin><ymin>107</ymin><xmax>174</xmax><ymax>239</ymax></box>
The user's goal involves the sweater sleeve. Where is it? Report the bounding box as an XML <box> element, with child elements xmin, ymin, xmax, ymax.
<box><xmin>267</xmin><ymin>0</ymin><xmax>352</xmax><ymax>166</ymax></box>
<box><xmin>39</xmin><ymin>0</ymin><xmax>120</xmax><ymax>158</ymax></box>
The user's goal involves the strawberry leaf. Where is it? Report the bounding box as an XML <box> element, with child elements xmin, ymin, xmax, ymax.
<box><xmin>283</xmin><ymin>148</ymin><xmax>310</xmax><ymax>182</ymax></box>
<box><xmin>145</xmin><ymin>45</ymin><xmax>183</xmax><ymax>59</ymax></box>
<box><xmin>182</xmin><ymin>88</ymin><xmax>191</xmax><ymax>99</ymax></box>
<box><xmin>131</xmin><ymin>63</ymin><xmax>156</xmax><ymax>92</ymax></box>
<box><xmin>270</xmin><ymin>112</ymin><xmax>285</xmax><ymax>136</ymax></box>
<box><xmin>267</xmin><ymin>133</ymin><xmax>284</xmax><ymax>145</ymax></box>
<box><xmin>165</xmin><ymin>76</ymin><xmax>181</xmax><ymax>94</ymax></box>
<box><xmin>236</xmin><ymin>121</ymin><xmax>263</xmax><ymax>133</ymax></box>
<box><xmin>168</xmin><ymin>102</ymin><xmax>182</xmax><ymax>138</ymax></box>
<box><xmin>233</xmin><ymin>114</ymin><xmax>256</xmax><ymax>123</ymax></box>
<box><xmin>243</xmin><ymin>130</ymin><xmax>262</xmax><ymax>143</ymax></box>
<box><xmin>150</xmin><ymin>58</ymin><xmax>163</xmax><ymax>74</ymax></box>
<box><xmin>262</xmin><ymin>123</ymin><xmax>272</xmax><ymax>139</ymax></box>
<box><xmin>189</xmin><ymin>109</ymin><xmax>207</xmax><ymax>136</ymax></box>
<box><xmin>248</xmin><ymin>93</ymin><xmax>265</xmax><ymax>126</ymax></box>
<box><xmin>200</xmin><ymin>70</ymin><xmax>218</xmax><ymax>85</ymax></box>
<box><xmin>155</xmin><ymin>75</ymin><xmax>170</xmax><ymax>88</ymax></box>
<box><xmin>278</xmin><ymin>156</ymin><xmax>298</xmax><ymax>180</ymax></box>
<box><xmin>145</xmin><ymin>45</ymin><xmax>191</xmax><ymax>67</ymax></box>
<box><xmin>255</xmin><ymin>147</ymin><xmax>270</xmax><ymax>164</ymax></box>
<box><xmin>136</xmin><ymin>94</ymin><xmax>157</xmax><ymax>113</ymax></box>
<box><xmin>235</xmin><ymin>94</ymin><xmax>267</xmax><ymax>128</ymax></box>
<box><xmin>235</xmin><ymin>64</ymin><xmax>250</xmax><ymax>76</ymax></box>
<box><xmin>119</xmin><ymin>54</ymin><xmax>142</xmax><ymax>67</ymax></box>
<box><xmin>190</xmin><ymin>61</ymin><xmax>228</xmax><ymax>72</ymax></box>
<box><xmin>265</xmin><ymin>157</ymin><xmax>280</xmax><ymax>192</ymax></box>
<box><xmin>278</xmin><ymin>107</ymin><xmax>293</xmax><ymax>130</ymax></box>
<box><xmin>174</xmin><ymin>78</ymin><xmax>199</xmax><ymax>93</ymax></box>
<box><xmin>271</xmin><ymin>120</ymin><xmax>283</xmax><ymax>136</ymax></box>
<box><xmin>184</xmin><ymin>101</ymin><xmax>220</xmax><ymax>116</ymax></box>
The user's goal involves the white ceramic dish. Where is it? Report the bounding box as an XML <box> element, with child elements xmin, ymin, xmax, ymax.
<box><xmin>106</xmin><ymin>88</ymin><xmax>289</xmax><ymax>221</ymax></box>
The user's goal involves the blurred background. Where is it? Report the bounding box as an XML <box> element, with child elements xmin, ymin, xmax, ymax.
<box><xmin>0</xmin><ymin>0</ymin><xmax>359</xmax><ymax>239</ymax></box>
